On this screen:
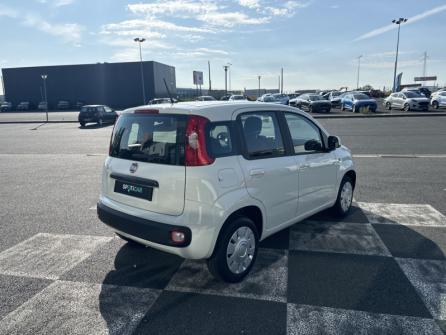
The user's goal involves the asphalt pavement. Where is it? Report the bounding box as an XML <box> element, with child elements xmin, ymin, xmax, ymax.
<box><xmin>0</xmin><ymin>117</ymin><xmax>445</xmax><ymax>334</ymax></box>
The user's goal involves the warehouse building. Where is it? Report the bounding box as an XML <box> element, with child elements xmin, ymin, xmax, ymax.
<box><xmin>1</xmin><ymin>61</ymin><xmax>176</xmax><ymax>109</ymax></box>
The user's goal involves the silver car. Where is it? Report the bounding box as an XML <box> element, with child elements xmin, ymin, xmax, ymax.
<box><xmin>384</xmin><ymin>91</ymin><xmax>429</xmax><ymax>111</ymax></box>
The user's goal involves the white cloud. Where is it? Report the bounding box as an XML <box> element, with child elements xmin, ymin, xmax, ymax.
<box><xmin>102</xmin><ymin>19</ymin><xmax>213</xmax><ymax>34</ymax></box>
<box><xmin>0</xmin><ymin>4</ymin><xmax>83</xmax><ymax>45</ymax></box>
<box><xmin>128</xmin><ymin>1</ymin><xmax>218</xmax><ymax>18</ymax></box>
<box><xmin>355</xmin><ymin>3</ymin><xmax>446</xmax><ymax>41</ymax></box>
<box><xmin>199</xmin><ymin>11</ymin><xmax>270</xmax><ymax>27</ymax></box>
<box><xmin>239</xmin><ymin>0</ymin><xmax>260</xmax><ymax>9</ymax></box>
<box><xmin>23</xmin><ymin>14</ymin><xmax>83</xmax><ymax>45</ymax></box>
<box><xmin>37</xmin><ymin>0</ymin><xmax>75</xmax><ymax>7</ymax></box>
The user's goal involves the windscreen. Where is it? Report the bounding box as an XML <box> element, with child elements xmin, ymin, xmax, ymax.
<box><xmin>353</xmin><ymin>94</ymin><xmax>369</xmax><ymax>100</ymax></box>
<box><xmin>404</xmin><ymin>91</ymin><xmax>423</xmax><ymax>98</ymax></box>
<box><xmin>110</xmin><ymin>114</ymin><xmax>187</xmax><ymax>166</ymax></box>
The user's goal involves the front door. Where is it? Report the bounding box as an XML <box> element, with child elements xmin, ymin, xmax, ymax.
<box><xmin>235</xmin><ymin>110</ymin><xmax>300</xmax><ymax>232</ymax></box>
<box><xmin>283</xmin><ymin>112</ymin><xmax>339</xmax><ymax>216</ymax></box>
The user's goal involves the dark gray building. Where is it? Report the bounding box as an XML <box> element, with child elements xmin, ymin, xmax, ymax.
<box><xmin>1</xmin><ymin>61</ymin><xmax>176</xmax><ymax>109</ymax></box>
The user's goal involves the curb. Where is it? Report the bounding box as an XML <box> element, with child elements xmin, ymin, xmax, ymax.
<box><xmin>0</xmin><ymin>120</ymin><xmax>78</xmax><ymax>124</ymax></box>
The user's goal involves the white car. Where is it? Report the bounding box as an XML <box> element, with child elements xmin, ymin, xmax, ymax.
<box><xmin>384</xmin><ymin>91</ymin><xmax>430</xmax><ymax>111</ymax></box>
<box><xmin>228</xmin><ymin>95</ymin><xmax>247</xmax><ymax>101</ymax></box>
<box><xmin>431</xmin><ymin>91</ymin><xmax>446</xmax><ymax>109</ymax></box>
<box><xmin>97</xmin><ymin>101</ymin><xmax>356</xmax><ymax>282</ymax></box>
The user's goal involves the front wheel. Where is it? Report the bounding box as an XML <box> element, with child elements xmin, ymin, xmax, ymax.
<box><xmin>207</xmin><ymin>217</ymin><xmax>259</xmax><ymax>283</ymax></box>
<box><xmin>97</xmin><ymin>118</ymin><xmax>103</xmax><ymax>126</ymax></box>
<box><xmin>432</xmin><ymin>101</ymin><xmax>439</xmax><ymax>109</ymax></box>
<box><xmin>331</xmin><ymin>176</ymin><xmax>354</xmax><ymax>218</ymax></box>
<box><xmin>403</xmin><ymin>104</ymin><xmax>410</xmax><ymax>112</ymax></box>
<box><xmin>79</xmin><ymin>122</ymin><xmax>85</xmax><ymax>127</ymax></box>
<box><xmin>386</xmin><ymin>102</ymin><xmax>392</xmax><ymax>110</ymax></box>
<box><xmin>308</xmin><ymin>105</ymin><xmax>313</xmax><ymax>113</ymax></box>
<box><xmin>341</xmin><ymin>104</ymin><xmax>345</xmax><ymax>111</ymax></box>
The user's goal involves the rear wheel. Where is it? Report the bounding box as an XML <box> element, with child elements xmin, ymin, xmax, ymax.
<box><xmin>331</xmin><ymin>176</ymin><xmax>354</xmax><ymax>218</ymax></box>
<box><xmin>433</xmin><ymin>101</ymin><xmax>439</xmax><ymax>109</ymax></box>
<box><xmin>80</xmin><ymin>122</ymin><xmax>85</xmax><ymax>127</ymax></box>
<box><xmin>207</xmin><ymin>217</ymin><xmax>259</xmax><ymax>283</ymax></box>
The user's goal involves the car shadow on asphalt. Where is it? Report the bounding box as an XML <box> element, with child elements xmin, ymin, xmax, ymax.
<box><xmin>97</xmin><ymin>206</ymin><xmax>446</xmax><ymax>333</ymax></box>
<box><xmin>78</xmin><ymin>123</ymin><xmax>114</xmax><ymax>130</ymax></box>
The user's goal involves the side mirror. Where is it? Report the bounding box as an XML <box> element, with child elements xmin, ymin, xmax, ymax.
<box><xmin>304</xmin><ymin>139</ymin><xmax>323</xmax><ymax>151</ymax></box>
<box><xmin>327</xmin><ymin>136</ymin><xmax>340</xmax><ymax>150</ymax></box>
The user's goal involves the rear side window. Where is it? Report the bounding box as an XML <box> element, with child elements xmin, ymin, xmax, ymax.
<box><xmin>239</xmin><ymin>112</ymin><xmax>285</xmax><ymax>159</ymax></box>
<box><xmin>207</xmin><ymin>123</ymin><xmax>234</xmax><ymax>158</ymax></box>
<box><xmin>110</xmin><ymin>114</ymin><xmax>187</xmax><ymax>165</ymax></box>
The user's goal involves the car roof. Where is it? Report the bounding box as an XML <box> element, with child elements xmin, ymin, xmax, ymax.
<box><xmin>122</xmin><ymin>101</ymin><xmax>314</xmax><ymax>122</ymax></box>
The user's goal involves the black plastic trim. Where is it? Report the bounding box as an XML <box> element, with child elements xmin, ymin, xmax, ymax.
<box><xmin>97</xmin><ymin>202</ymin><xmax>191</xmax><ymax>247</ymax></box>
<box><xmin>110</xmin><ymin>173</ymin><xmax>159</xmax><ymax>188</ymax></box>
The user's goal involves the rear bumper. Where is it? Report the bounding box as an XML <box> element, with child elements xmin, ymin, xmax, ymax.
<box><xmin>97</xmin><ymin>201</ymin><xmax>192</xmax><ymax>248</ymax></box>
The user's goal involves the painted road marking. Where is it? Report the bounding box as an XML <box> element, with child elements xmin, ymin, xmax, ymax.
<box><xmin>0</xmin><ymin>281</ymin><xmax>160</xmax><ymax>335</ymax></box>
<box><xmin>0</xmin><ymin>233</ymin><xmax>112</xmax><ymax>280</ymax></box>
<box><xmin>353</xmin><ymin>154</ymin><xmax>446</xmax><ymax>158</ymax></box>
<box><xmin>358</xmin><ymin>203</ymin><xmax>446</xmax><ymax>227</ymax></box>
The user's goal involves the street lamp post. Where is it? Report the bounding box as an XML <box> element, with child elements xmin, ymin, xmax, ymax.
<box><xmin>223</xmin><ymin>65</ymin><xmax>229</xmax><ymax>94</ymax></box>
<box><xmin>41</xmin><ymin>74</ymin><xmax>48</xmax><ymax>123</ymax></box>
<box><xmin>134</xmin><ymin>38</ymin><xmax>147</xmax><ymax>104</ymax></box>
<box><xmin>356</xmin><ymin>55</ymin><xmax>363</xmax><ymax>89</ymax></box>
<box><xmin>392</xmin><ymin>18</ymin><xmax>407</xmax><ymax>92</ymax></box>
<box><xmin>258</xmin><ymin>75</ymin><xmax>261</xmax><ymax>97</ymax></box>
<box><xmin>226</xmin><ymin>63</ymin><xmax>232</xmax><ymax>92</ymax></box>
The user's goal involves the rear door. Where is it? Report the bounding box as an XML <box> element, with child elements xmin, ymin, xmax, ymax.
<box><xmin>105</xmin><ymin>113</ymin><xmax>187</xmax><ymax>216</ymax></box>
<box><xmin>234</xmin><ymin>110</ymin><xmax>299</xmax><ymax>232</ymax></box>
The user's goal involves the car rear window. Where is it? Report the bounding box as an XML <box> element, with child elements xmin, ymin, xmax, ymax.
<box><xmin>110</xmin><ymin>114</ymin><xmax>187</xmax><ymax>166</ymax></box>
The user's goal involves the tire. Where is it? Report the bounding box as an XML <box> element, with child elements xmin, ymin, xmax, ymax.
<box><xmin>331</xmin><ymin>176</ymin><xmax>354</xmax><ymax>218</ymax></box>
<box><xmin>403</xmin><ymin>104</ymin><xmax>410</xmax><ymax>112</ymax></box>
<box><xmin>433</xmin><ymin>101</ymin><xmax>439</xmax><ymax>109</ymax></box>
<box><xmin>207</xmin><ymin>217</ymin><xmax>259</xmax><ymax>283</ymax></box>
<box><xmin>308</xmin><ymin>105</ymin><xmax>313</xmax><ymax>113</ymax></box>
<box><xmin>386</xmin><ymin>102</ymin><xmax>392</xmax><ymax>110</ymax></box>
<box><xmin>97</xmin><ymin>118</ymin><xmax>103</xmax><ymax>126</ymax></box>
<box><xmin>115</xmin><ymin>233</ymin><xmax>142</xmax><ymax>246</ymax></box>
<box><xmin>341</xmin><ymin>104</ymin><xmax>345</xmax><ymax>111</ymax></box>
<box><xmin>80</xmin><ymin>122</ymin><xmax>85</xmax><ymax>127</ymax></box>
<box><xmin>352</xmin><ymin>104</ymin><xmax>357</xmax><ymax>113</ymax></box>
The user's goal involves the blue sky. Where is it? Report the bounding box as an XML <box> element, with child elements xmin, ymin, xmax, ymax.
<box><xmin>1</xmin><ymin>0</ymin><xmax>446</xmax><ymax>92</ymax></box>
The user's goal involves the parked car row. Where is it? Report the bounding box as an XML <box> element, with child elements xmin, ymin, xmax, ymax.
<box><xmin>0</xmin><ymin>100</ymin><xmax>85</xmax><ymax>111</ymax></box>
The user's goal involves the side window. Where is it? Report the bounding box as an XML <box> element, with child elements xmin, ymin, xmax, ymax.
<box><xmin>240</xmin><ymin>112</ymin><xmax>285</xmax><ymax>159</ymax></box>
<box><xmin>284</xmin><ymin>113</ymin><xmax>323</xmax><ymax>154</ymax></box>
<box><xmin>105</xmin><ymin>106</ymin><xmax>113</xmax><ymax>113</ymax></box>
<box><xmin>207</xmin><ymin>123</ymin><xmax>233</xmax><ymax>158</ymax></box>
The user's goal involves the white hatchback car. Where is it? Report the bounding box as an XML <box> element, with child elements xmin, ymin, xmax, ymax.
<box><xmin>97</xmin><ymin>101</ymin><xmax>356</xmax><ymax>282</ymax></box>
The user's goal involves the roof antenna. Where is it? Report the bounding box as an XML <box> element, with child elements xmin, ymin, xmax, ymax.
<box><xmin>163</xmin><ymin>78</ymin><xmax>175</xmax><ymax>104</ymax></box>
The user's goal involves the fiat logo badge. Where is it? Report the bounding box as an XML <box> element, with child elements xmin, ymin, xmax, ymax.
<box><xmin>129</xmin><ymin>162</ymin><xmax>138</xmax><ymax>173</ymax></box>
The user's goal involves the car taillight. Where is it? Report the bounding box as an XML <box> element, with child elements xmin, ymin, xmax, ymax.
<box><xmin>185</xmin><ymin>115</ymin><xmax>214</xmax><ymax>166</ymax></box>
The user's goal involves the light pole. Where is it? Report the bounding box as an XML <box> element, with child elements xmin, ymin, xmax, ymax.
<box><xmin>258</xmin><ymin>75</ymin><xmax>261</xmax><ymax>97</ymax></box>
<box><xmin>223</xmin><ymin>65</ymin><xmax>229</xmax><ymax>94</ymax></box>
<box><xmin>226</xmin><ymin>63</ymin><xmax>232</xmax><ymax>92</ymax></box>
<box><xmin>134</xmin><ymin>37</ymin><xmax>147</xmax><ymax>104</ymax></box>
<box><xmin>41</xmin><ymin>74</ymin><xmax>48</xmax><ymax>123</ymax></box>
<box><xmin>392</xmin><ymin>18</ymin><xmax>407</xmax><ymax>92</ymax></box>
<box><xmin>356</xmin><ymin>55</ymin><xmax>363</xmax><ymax>89</ymax></box>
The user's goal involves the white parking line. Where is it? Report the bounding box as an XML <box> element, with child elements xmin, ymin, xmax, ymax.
<box><xmin>353</xmin><ymin>154</ymin><xmax>446</xmax><ymax>158</ymax></box>
<box><xmin>0</xmin><ymin>233</ymin><xmax>112</xmax><ymax>280</ymax></box>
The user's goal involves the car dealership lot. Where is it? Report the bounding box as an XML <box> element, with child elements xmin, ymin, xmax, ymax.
<box><xmin>0</xmin><ymin>119</ymin><xmax>446</xmax><ymax>334</ymax></box>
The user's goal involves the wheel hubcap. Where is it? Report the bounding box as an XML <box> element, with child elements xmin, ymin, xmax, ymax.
<box><xmin>340</xmin><ymin>182</ymin><xmax>353</xmax><ymax>212</ymax></box>
<box><xmin>226</xmin><ymin>226</ymin><xmax>255</xmax><ymax>274</ymax></box>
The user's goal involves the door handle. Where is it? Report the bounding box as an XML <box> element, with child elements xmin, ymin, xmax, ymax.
<box><xmin>249</xmin><ymin>169</ymin><xmax>265</xmax><ymax>177</ymax></box>
<box><xmin>300</xmin><ymin>164</ymin><xmax>310</xmax><ymax>169</ymax></box>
